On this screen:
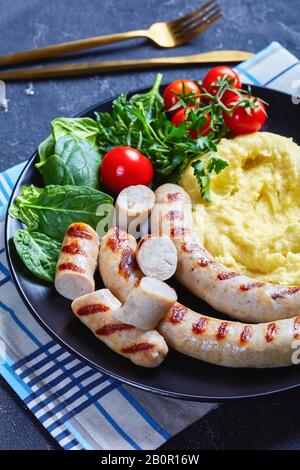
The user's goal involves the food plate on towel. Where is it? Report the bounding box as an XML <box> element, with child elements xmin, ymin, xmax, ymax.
<box><xmin>5</xmin><ymin>84</ymin><xmax>300</xmax><ymax>401</ymax></box>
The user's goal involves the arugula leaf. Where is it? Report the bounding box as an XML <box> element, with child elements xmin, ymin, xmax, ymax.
<box><xmin>9</xmin><ymin>184</ymin><xmax>113</xmax><ymax>240</ymax></box>
<box><xmin>36</xmin><ymin>136</ymin><xmax>102</xmax><ymax>188</ymax></box>
<box><xmin>130</xmin><ymin>73</ymin><xmax>164</xmax><ymax>121</ymax></box>
<box><xmin>13</xmin><ymin>229</ymin><xmax>61</xmax><ymax>282</ymax></box>
<box><xmin>51</xmin><ymin>117</ymin><xmax>99</xmax><ymax>149</ymax></box>
<box><xmin>192</xmin><ymin>155</ymin><xmax>228</xmax><ymax>202</ymax></box>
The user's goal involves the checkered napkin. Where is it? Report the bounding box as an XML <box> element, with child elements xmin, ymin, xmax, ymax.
<box><xmin>0</xmin><ymin>42</ymin><xmax>299</xmax><ymax>450</ymax></box>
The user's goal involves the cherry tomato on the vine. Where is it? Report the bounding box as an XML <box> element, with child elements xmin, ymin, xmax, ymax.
<box><xmin>163</xmin><ymin>79</ymin><xmax>201</xmax><ymax>113</ymax></box>
<box><xmin>171</xmin><ymin>106</ymin><xmax>212</xmax><ymax>138</ymax></box>
<box><xmin>223</xmin><ymin>96</ymin><xmax>267</xmax><ymax>135</ymax></box>
<box><xmin>202</xmin><ymin>66</ymin><xmax>241</xmax><ymax>102</ymax></box>
<box><xmin>100</xmin><ymin>146</ymin><xmax>154</xmax><ymax>194</ymax></box>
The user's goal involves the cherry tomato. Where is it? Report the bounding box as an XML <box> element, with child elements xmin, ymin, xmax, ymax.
<box><xmin>100</xmin><ymin>146</ymin><xmax>154</xmax><ymax>194</ymax></box>
<box><xmin>202</xmin><ymin>66</ymin><xmax>241</xmax><ymax>102</ymax></box>
<box><xmin>223</xmin><ymin>96</ymin><xmax>267</xmax><ymax>135</ymax></box>
<box><xmin>171</xmin><ymin>106</ymin><xmax>211</xmax><ymax>138</ymax></box>
<box><xmin>163</xmin><ymin>79</ymin><xmax>201</xmax><ymax>113</ymax></box>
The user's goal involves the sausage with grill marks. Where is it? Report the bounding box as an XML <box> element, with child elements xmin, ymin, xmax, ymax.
<box><xmin>99</xmin><ymin>227</ymin><xmax>142</xmax><ymax>303</ymax></box>
<box><xmin>55</xmin><ymin>222</ymin><xmax>99</xmax><ymax>300</ymax></box>
<box><xmin>158</xmin><ymin>303</ymin><xmax>300</xmax><ymax>368</ymax></box>
<box><xmin>71</xmin><ymin>289</ymin><xmax>168</xmax><ymax>367</ymax></box>
<box><xmin>99</xmin><ymin>225</ymin><xmax>300</xmax><ymax>368</ymax></box>
<box><xmin>155</xmin><ymin>184</ymin><xmax>300</xmax><ymax>323</ymax></box>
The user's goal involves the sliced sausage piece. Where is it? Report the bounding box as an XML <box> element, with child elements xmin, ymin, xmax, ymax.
<box><xmin>71</xmin><ymin>288</ymin><xmax>168</xmax><ymax>367</ymax></box>
<box><xmin>114</xmin><ymin>277</ymin><xmax>177</xmax><ymax>330</ymax></box>
<box><xmin>55</xmin><ymin>222</ymin><xmax>99</xmax><ymax>300</ymax></box>
<box><xmin>155</xmin><ymin>183</ymin><xmax>191</xmax><ymax>205</ymax></box>
<box><xmin>99</xmin><ymin>227</ymin><xmax>142</xmax><ymax>303</ymax></box>
<box><xmin>136</xmin><ymin>234</ymin><xmax>178</xmax><ymax>281</ymax></box>
<box><xmin>158</xmin><ymin>303</ymin><xmax>300</xmax><ymax>368</ymax></box>
<box><xmin>155</xmin><ymin>184</ymin><xmax>300</xmax><ymax>323</ymax></box>
<box><xmin>116</xmin><ymin>185</ymin><xmax>155</xmax><ymax>234</ymax></box>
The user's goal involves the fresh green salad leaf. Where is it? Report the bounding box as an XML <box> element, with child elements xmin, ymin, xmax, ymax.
<box><xmin>38</xmin><ymin>134</ymin><xmax>55</xmax><ymax>163</ymax></box>
<box><xmin>192</xmin><ymin>155</ymin><xmax>228</xmax><ymax>202</ymax></box>
<box><xmin>36</xmin><ymin>136</ymin><xmax>102</xmax><ymax>188</ymax></box>
<box><xmin>14</xmin><ymin>229</ymin><xmax>61</xmax><ymax>282</ymax></box>
<box><xmin>51</xmin><ymin>117</ymin><xmax>99</xmax><ymax>149</ymax></box>
<box><xmin>9</xmin><ymin>184</ymin><xmax>113</xmax><ymax>240</ymax></box>
<box><xmin>9</xmin><ymin>185</ymin><xmax>42</xmax><ymax>230</ymax></box>
<box><xmin>130</xmin><ymin>73</ymin><xmax>164</xmax><ymax>120</ymax></box>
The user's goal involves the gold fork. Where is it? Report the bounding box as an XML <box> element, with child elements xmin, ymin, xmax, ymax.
<box><xmin>0</xmin><ymin>1</ymin><xmax>222</xmax><ymax>67</ymax></box>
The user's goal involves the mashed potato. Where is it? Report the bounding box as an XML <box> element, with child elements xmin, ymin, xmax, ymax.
<box><xmin>180</xmin><ymin>132</ymin><xmax>300</xmax><ymax>285</ymax></box>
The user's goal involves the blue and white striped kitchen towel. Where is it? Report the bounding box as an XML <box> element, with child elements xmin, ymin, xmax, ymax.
<box><xmin>0</xmin><ymin>42</ymin><xmax>299</xmax><ymax>450</ymax></box>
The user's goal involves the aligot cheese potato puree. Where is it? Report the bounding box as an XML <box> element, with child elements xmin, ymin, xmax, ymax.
<box><xmin>180</xmin><ymin>132</ymin><xmax>300</xmax><ymax>285</ymax></box>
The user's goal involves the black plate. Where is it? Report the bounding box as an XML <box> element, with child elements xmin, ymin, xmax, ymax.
<box><xmin>5</xmin><ymin>85</ymin><xmax>300</xmax><ymax>401</ymax></box>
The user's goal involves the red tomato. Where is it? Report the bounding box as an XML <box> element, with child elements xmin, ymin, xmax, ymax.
<box><xmin>171</xmin><ymin>106</ymin><xmax>211</xmax><ymax>138</ymax></box>
<box><xmin>223</xmin><ymin>96</ymin><xmax>267</xmax><ymax>135</ymax></box>
<box><xmin>100</xmin><ymin>146</ymin><xmax>154</xmax><ymax>194</ymax></box>
<box><xmin>163</xmin><ymin>79</ymin><xmax>201</xmax><ymax>112</ymax></box>
<box><xmin>220</xmin><ymin>89</ymin><xmax>240</xmax><ymax>104</ymax></box>
<box><xmin>202</xmin><ymin>66</ymin><xmax>241</xmax><ymax>102</ymax></box>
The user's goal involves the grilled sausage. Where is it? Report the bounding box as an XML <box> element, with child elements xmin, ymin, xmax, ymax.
<box><xmin>155</xmin><ymin>184</ymin><xmax>300</xmax><ymax>323</ymax></box>
<box><xmin>115</xmin><ymin>185</ymin><xmax>155</xmax><ymax>235</ymax></box>
<box><xmin>71</xmin><ymin>289</ymin><xmax>168</xmax><ymax>367</ymax></box>
<box><xmin>158</xmin><ymin>303</ymin><xmax>300</xmax><ymax>368</ymax></box>
<box><xmin>99</xmin><ymin>225</ymin><xmax>300</xmax><ymax>368</ymax></box>
<box><xmin>55</xmin><ymin>222</ymin><xmax>99</xmax><ymax>300</ymax></box>
<box><xmin>98</xmin><ymin>227</ymin><xmax>142</xmax><ymax>303</ymax></box>
<box><xmin>136</xmin><ymin>234</ymin><xmax>178</xmax><ymax>281</ymax></box>
<box><xmin>114</xmin><ymin>277</ymin><xmax>177</xmax><ymax>330</ymax></box>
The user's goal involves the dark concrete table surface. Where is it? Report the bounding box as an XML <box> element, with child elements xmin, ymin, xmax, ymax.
<box><xmin>0</xmin><ymin>0</ymin><xmax>300</xmax><ymax>450</ymax></box>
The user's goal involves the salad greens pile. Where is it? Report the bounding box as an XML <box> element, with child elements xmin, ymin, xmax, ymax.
<box><xmin>36</xmin><ymin>73</ymin><xmax>228</xmax><ymax>199</ymax></box>
<box><xmin>95</xmin><ymin>73</ymin><xmax>227</xmax><ymax>197</ymax></box>
<box><xmin>10</xmin><ymin>73</ymin><xmax>229</xmax><ymax>283</ymax></box>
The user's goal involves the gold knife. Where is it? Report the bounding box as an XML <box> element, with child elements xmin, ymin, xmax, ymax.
<box><xmin>0</xmin><ymin>50</ymin><xmax>253</xmax><ymax>81</ymax></box>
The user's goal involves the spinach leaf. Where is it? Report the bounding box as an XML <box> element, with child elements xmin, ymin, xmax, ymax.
<box><xmin>36</xmin><ymin>136</ymin><xmax>102</xmax><ymax>188</ymax></box>
<box><xmin>8</xmin><ymin>185</ymin><xmax>42</xmax><ymax>230</ymax></box>
<box><xmin>51</xmin><ymin>117</ymin><xmax>99</xmax><ymax>149</ymax></box>
<box><xmin>38</xmin><ymin>134</ymin><xmax>55</xmax><ymax>163</ymax></box>
<box><xmin>36</xmin><ymin>154</ymin><xmax>74</xmax><ymax>186</ymax></box>
<box><xmin>13</xmin><ymin>229</ymin><xmax>61</xmax><ymax>282</ymax></box>
<box><xmin>9</xmin><ymin>184</ymin><xmax>113</xmax><ymax>240</ymax></box>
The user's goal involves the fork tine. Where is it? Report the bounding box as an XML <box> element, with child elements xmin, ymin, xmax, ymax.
<box><xmin>169</xmin><ymin>0</ymin><xmax>218</xmax><ymax>27</ymax></box>
<box><xmin>174</xmin><ymin>12</ymin><xmax>223</xmax><ymax>43</ymax></box>
<box><xmin>175</xmin><ymin>9</ymin><xmax>222</xmax><ymax>36</ymax></box>
<box><xmin>170</xmin><ymin>4</ymin><xmax>221</xmax><ymax>34</ymax></box>
<box><xmin>175</xmin><ymin>11</ymin><xmax>223</xmax><ymax>39</ymax></box>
